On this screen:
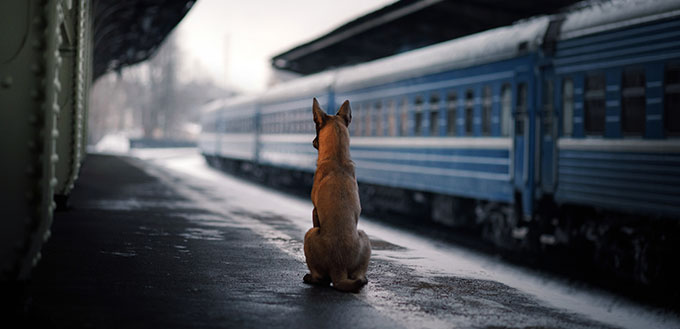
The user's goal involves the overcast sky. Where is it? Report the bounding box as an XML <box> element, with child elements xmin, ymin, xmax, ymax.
<box><xmin>174</xmin><ymin>0</ymin><xmax>395</xmax><ymax>93</ymax></box>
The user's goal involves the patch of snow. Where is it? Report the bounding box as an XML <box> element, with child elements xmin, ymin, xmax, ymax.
<box><xmin>561</xmin><ymin>0</ymin><xmax>680</xmax><ymax>40</ymax></box>
<box><xmin>92</xmin><ymin>133</ymin><xmax>130</xmax><ymax>154</ymax></box>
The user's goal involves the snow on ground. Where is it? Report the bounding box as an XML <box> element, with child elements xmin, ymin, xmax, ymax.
<box><xmin>90</xmin><ymin>133</ymin><xmax>130</xmax><ymax>154</ymax></box>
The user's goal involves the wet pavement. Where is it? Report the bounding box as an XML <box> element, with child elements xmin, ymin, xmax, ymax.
<box><xmin>10</xmin><ymin>150</ymin><xmax>680</xmax><ymax>328</ymax></box>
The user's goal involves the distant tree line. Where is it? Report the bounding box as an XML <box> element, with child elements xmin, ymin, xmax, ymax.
<box><xmin>87</xmin><ymin>32</ymin><xmax>234</xmax><ymax>145</ymax></box>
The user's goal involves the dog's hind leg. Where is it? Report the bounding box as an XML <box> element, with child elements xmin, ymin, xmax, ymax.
<box><xmin>303</xmin><ymin>227</ymin><xmax>330</xmax><ymax>286</ymax></box>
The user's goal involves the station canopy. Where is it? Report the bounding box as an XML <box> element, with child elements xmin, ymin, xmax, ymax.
<box><xmin>272</xmin><ymin>0</ymin><xmax>584</xmax><ymax>75</ymax></box>
<box><xmin>93</xmin><ymin>0</ymin><xmax>195</xmax><ymax>79</ymax></box>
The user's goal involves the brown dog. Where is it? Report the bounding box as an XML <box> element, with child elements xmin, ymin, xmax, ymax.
<box><xmin>303</xmin><ymin>98</ymin><xmax>371</xmax><ymax>293</ymax></box>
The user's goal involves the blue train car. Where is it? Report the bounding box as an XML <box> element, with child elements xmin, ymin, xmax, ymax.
<box><xmin>333</xmin><ymin>17</ymin><xmax>550</xmax><ymax>220</ymax></box>
<box><xmin>257</xmin><ymin>72</ymin><xmax>335</xmax><ymax>172</ymax></box>
<box><xmin>198</xmin><ymin>100</ymin><xmax>224</xmax><ymax>161</ymax></box>
<box><xmin>545</xmin><ymin>0</ymin><xmax>680</xmax><ymax>218</ymax></box>
<box><xmin>200</xmin><ymin>0</ymin><xmax>680</xmax><ymax>221</ymax></box>
<box><xmin>214</xmin><ymin>95</ymin><xmax>259</xmax><ymax>162</ymax></box>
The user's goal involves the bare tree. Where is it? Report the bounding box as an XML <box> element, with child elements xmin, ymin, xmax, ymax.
<box><xmin>88</xmin><ymin>31</ymin><xmax>234</xmax><ymax>145</ymax></box>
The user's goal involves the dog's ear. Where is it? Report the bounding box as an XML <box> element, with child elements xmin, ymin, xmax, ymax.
<box><xmin>312</xmin><ymin>98</ymin><xmax>328</xmax><ymax>127</ymax></box>
<box><xmin>336</xmin><ymin>100</ymin><xmax>352</xmax><ymax>126</ymax></box>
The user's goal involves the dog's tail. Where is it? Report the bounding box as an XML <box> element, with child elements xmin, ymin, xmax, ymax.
<box><xmin>331</xmin><ymin>273</ymin><xmax>368</xmax><ymax>293</ymax></box>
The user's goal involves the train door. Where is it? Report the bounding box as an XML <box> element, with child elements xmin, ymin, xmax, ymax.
<box><xmin>513</xmin><ymin>81</ymin><xmax>527</xmax><ymax>210</ymax></box>
<box><xmin>512</xmin><ymin>71</ymin><xmax>535</xmax><ymax>220</ymax></box>
<box><xmin>539</xmin><ymin>75</ymin><xmax>557</xmax><ymax>194</ymax></box>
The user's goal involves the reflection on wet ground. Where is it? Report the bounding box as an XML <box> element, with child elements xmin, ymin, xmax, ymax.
<box><xmin>179</xmin><ymin>228</ymin><xmax>223</xmax><ymax>241</ymax></box>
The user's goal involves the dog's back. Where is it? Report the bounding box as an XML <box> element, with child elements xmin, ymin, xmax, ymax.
<box><xmin>303</xmin><ymin>99</ymin><xmax>371</xmax><ymax>293</ymax></box>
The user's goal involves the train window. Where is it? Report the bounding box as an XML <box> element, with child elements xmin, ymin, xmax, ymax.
<box><xmin>286</xmin><ymin>112</ymin><xmax>291</xmax><ymax>134</ymax></box>
<box><xmin>276</xmin><ymin>113</ymin><xmax>282</xmax><ymax>133</ymax></box>
<box><xmin>622</xmin><ymin>68</ymin><xmax>645</xmax><ymax>136</ymax></box>
<box><xmin>465</xmin><ymin>90</ymin><xmax>474</xmax><ymax>136</ymax></box>
<box><xmin>387</xmin><ymin>100</ymin><xmax>397</xmax><ymax>136</ymax></box>
<box><xmin>584</xmin><ymin>73</ymin><xmax>606</xmax><ymax>135</ymax></box>
<box><xmin>501</xmin><ymin>84</ymin><xmax>512</xmax><ymax>136</ymax></box>
<box><xmin>364</xmin><ymin>103</ymin><xmax>372</xmax><ymax>136</ymax></box>
<box><xmin>286</xmin><ymin>113</ymin><xmax>292</xmax><ymax>134</ymax></box>
<box><xmin>482</xmin><ymin>86</ymin><xmax>492</xmax><ymax>136</ymax></box>
<box><xmin>353</xmin><ymin>104</ymin><xmax>362</xmax><ymax>136</ymax></box>
<box><xmin>562</xmin><ymin>78</ymin><xmax>574</xmax><ymax>137</ymax></box>
<box><xmin>665</xmin><ymin>63</ymin><xmax>680</xmax><ymax>136</ymax></box>
<box><xmin>265</xmin><ymin>114</ymin><xmax>270</xmax><ymax>133</ymax></box>
<box><xmin>295</xmin><ymin>110</ymin><xmax>306</xmax><ymax>133</ymax></box>
<box><xmin>375</xmin><ymin>102</ymin><xmax>383</xmax><ymax>136</ymax></box>
<box><xmin>516</xmin><ymin>83</ymin><xmax>528</xmax><ymax>135</ymax></box>
<box><xmin>446</xmin><ymin>91</ymin><xmax>458</xmax><ymax>136</ymax></box>
<box><xmin>400</xmin><ymin>98</ymin><xmax>409</xmax><ymax>136</ymax></box>
<box><xmin>262</xmin><ymin>115</ymin><xmax>267</xmax><ymax>133</ymax></box>
<box><xmin>278</xmin><ymin>113</ymin><xmax>284</xmax><ymax>133</ymax></box>
<box><xmin>430</xmin><ymin>94</ymin><xmax>440</xmax><ymax>136</ymax></box>
<box><xmin>414</xmin><ymin>96</ymin><xmax>424</xmax><ymax>136</ymax></box>
<box><xmin>276</xmin><ymin>113</ymin><xmax>281</xmax><ymax>133</ymax></box>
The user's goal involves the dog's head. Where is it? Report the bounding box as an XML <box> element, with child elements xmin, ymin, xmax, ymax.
<box><xmin>312</xmin><ymin>98</ymin><xmax>351</xmax><ymax>150</ymax></box>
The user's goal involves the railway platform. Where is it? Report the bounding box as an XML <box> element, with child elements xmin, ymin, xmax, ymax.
<box><xmin>5</xmin><ymin>151</ymin><xmax>677</xmax><ymax>329</ymax></box>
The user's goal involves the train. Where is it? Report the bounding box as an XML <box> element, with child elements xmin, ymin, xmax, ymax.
<box><xmin>0</xmin><ymin>0</ymin><xmax>193</xmax><ymax>280</ymax></box>
<box><xmin>200</xmin><ymin>0</ymin><xmax>680</xmax><ymax>290</ymax></box>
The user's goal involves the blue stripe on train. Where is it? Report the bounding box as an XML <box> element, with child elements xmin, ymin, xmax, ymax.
<box><xmin>259</xmin><ymin>140</ymin><xmax>513</xmax><ymax>202</ymax></box>
<box><xmin>356</xmin><ymin>165</ymin><xmax>513</xmax><ymax>202</ymax></box>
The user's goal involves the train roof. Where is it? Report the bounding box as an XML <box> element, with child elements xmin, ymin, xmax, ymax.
<box><xmin>560</xmin><ymin>0</ymin><xmax>680</xmax><ymax>40</ymax></box>
<box><xmin>200</xmin><ymin>99</ymin><xmax>225</xmax><ymax>115</ymax></box>
<box><xmin>261</xmin><ymin>70</ymin><xmax>336</xmax><ymax>103</ymax></box>
<box><xmin>221</xmin><ymin>94</ymin><xmax>259</xmax><ymax>108</ymax></box>
<box><xmin>202</xmin><ymin>94</ymin><xmax>259</xmax><ymax>114</ymax></box>
<box><xmin>333</xmin><ymin>16</ymin><xmax>550</xmax><ymax>93</ymax></box>
<box><xmin>94</xmin><ymin>0</ymin><xmax>195</xmax><ymax>79</ymax></box>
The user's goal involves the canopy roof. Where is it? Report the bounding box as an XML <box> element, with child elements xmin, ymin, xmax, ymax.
<box><xmin>271</xmin><ymin>0</ymin><xmax>582</xmax><ymax>75</ymax></box>
<box><xmin>93</xmin><ymin>0</ymin><xmax>195</xmax><ymax>79</ymax></box>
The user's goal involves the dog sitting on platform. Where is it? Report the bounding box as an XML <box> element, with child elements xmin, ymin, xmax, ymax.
<box><xmin>303</xmin><ymin>98</ymin><xmax>371</xmax><ymax>293</ymax></box>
